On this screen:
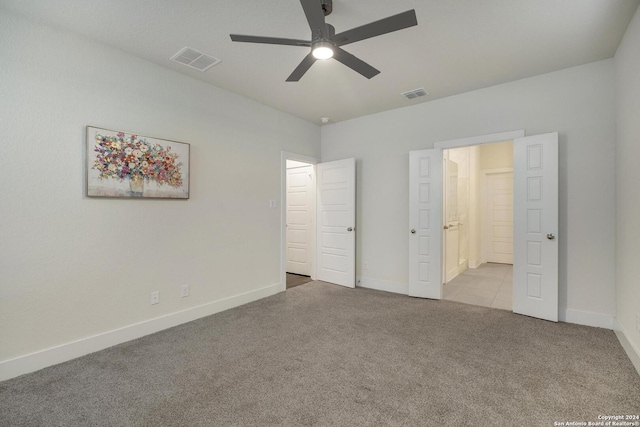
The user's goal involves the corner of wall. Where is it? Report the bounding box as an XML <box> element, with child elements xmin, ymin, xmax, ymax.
<box><xmin>614</xmin><ymin>318</ymin><xmax>640</xmax><ymax>377</ymax></box>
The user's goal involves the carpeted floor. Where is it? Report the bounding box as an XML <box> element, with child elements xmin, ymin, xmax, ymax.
<box><xmin>1</xmin><ymin>281</ymin><xmax>639</xmax><ymax>426</ymax></box>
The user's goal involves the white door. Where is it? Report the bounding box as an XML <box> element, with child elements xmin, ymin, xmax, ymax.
<box><xmin>409</xmin><ymin>149</ymin><xmax>443</xmax><ymax>299</ymax></box>
<box><xmin>444</xmin><ymin>158</ymin><xmax>460</xmax><ymax>282</ymax></box>
<box><xmin>316</xmin><ymin>158</ymin><xmax>356</xmax><ymax>288</ymax></box>
<box><xmin>286</xmin><ymin>165</ymin><xmax>314</xmax><ymax>275</ymax></box>
<box><xmin>513</xmin><ymin>133</ymin><xmax>558</xmax><ymax>322</ymax></box>
<box><xmin>485</xmin><ymin>172</ymin><xmax>514</xmax><ymax>264</ymax></box>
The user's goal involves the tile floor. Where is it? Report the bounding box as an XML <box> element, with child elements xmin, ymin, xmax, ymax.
<box><xmin>443</xmin><ymin>263</ymin><xmax>513</xmax><ymax>311</ymax></box>
<box><xmin>286</xmin><ymin>273</ymin><xmax>313</xmax><ymax>289</ymax></box>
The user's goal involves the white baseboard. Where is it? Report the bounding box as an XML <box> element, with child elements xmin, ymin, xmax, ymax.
<box><xmin>469</xmin><ymin>260</ymin><xmax>482</xmax><ymax>269</ymax></box>
<box><xmin>0</xmin><ymin>283</ymin><xmax>282</xmax><ymax>382</ymax></box>
<box><xmin>355</xmin><ymin>281</ymin><xmax>616</xmax><ymax>332</ymax></box>
<box><xmin>613</xmin><ymin>318</ymin><xmax>640</xmax><ymax>377</ymax></box>
<box><xmin>559</xmin><ymin>308</ymin><xmax>614</xmax><ymax>330</ymax></box>
<box><xmin>357</xmin><ymin>277</ymin><xmax>408</xmax><ymax>295</ymax></box>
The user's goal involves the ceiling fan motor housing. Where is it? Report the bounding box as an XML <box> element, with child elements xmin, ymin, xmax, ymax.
<box><xmin>320</xmin><ymin>23</ymin><xmax>335</xmax><ymax>40</ymax></box>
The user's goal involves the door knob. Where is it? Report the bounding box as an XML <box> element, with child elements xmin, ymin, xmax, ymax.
<box><xmin>547</xmin><ymin>233</ymin><xmax>555</xmax><ymax>240</ymax></box>
<box><xmin>443</xmin><ymin>225</ymin><xmax>449</xmax><ymax>230</ymax></box>
<box><xmin>411</xmin><ymin>229</ymin><xmax>416</xmax><ymax>234</ymax></box>
<box><xmin>347</xmin><ymin>227</ymin><xmax>353</xmax><ymax>232</ymax></box>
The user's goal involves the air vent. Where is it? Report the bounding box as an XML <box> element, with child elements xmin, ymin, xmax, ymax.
<box><xmin>170</xmin><ymin>47</ymin><xmax>221</xmax><ymax>72</ymax></box>
<box><xmin>401</xmin><ymin>87</ymin><xmax>429</xmax><ymax>100</ymax></box>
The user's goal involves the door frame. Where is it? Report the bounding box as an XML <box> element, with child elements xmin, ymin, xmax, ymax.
<box><xmin>280</xmin><ymin>151</ymin><xmax>318</xmax><ymax>292</ymax></box>
<box><xmin>433</xmin><ymin>130</ymin><xmax>525</xmax><ymax>292</ymax></box>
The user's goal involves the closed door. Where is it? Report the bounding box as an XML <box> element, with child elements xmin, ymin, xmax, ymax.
<box><xmin>286</xmin><ymin>165</ymin><xmax>314</xmax><ymax>275</ymax></box>
<box><xmin>316</xmin><ymin>158</ymin><xmax>356</xmax><ymax>288</ymax></box>
<box><xmin>408</xmin><ymin>149</ymin><xmax>443</xmax><ymax>299</ymax></box>
<box><xmin>485</xmin><ymin>172</ymin><xmax>514</xmax><ymax>264</ymax></box>
<box><xmin>513</xmin><ymin>133</ymin><xmax>558</xmax><ymax>322</ymax></box>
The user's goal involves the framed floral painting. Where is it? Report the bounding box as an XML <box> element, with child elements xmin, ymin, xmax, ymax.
<box><xmin>86</xmin><ymin>126</ymin><xmax>190</xmax><ymax>199</ymax></box>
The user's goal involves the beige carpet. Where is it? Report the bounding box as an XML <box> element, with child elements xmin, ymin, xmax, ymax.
<box><xmin>1</xmin><ymin>281</ymin><xmax>639</xmax><ymax>426</ymax></box>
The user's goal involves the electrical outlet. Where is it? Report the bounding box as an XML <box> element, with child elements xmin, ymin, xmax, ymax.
<box><xmin>181</xmin><ymin>285</ymin><xmax>189</xmax><ymax>298</ymax></box>
<box><xmin>269</xmin><ymin>200</ymin><xmax>277</xmax><ymax>208</ymax></box>
<box><xmin>364</xmin><ymin>262</ymin><xmax>369</xmax><ymax>270</ymax></box>
<box><xmin>150</xmin><ymin>291</ymin><xmax>159</xmax><ymax>305</ymax></box>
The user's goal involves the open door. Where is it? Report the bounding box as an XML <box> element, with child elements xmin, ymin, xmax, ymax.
<box><xmin>513</xmin><ymin>133</ymin><xmax>559</xmax><ymax>321</ymax></box>
<box><xmin>409</xmin><ymin>149</ymin><xmax>443</xmax><ymax>298</ymax></box>
<box><xmin>316</xmin><ymin>158</ymin><xmax>356</xmax><ymax>288</ymax></box>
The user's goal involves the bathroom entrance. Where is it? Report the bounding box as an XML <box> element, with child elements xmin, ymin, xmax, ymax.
<box><xmin>442</xmin><ymin>141</ymin><xmax>514</xmax><ymax>310</ymax></box>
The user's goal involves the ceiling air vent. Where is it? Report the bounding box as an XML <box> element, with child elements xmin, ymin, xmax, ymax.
<box><xmin>170</xmin><ymin>47</ymin><xmax>221</xmax><ymax>72</ymax></box>
<box><xmin>401</xmin><ymin>87</ymin><xmax>428</xmax><ymax>100</ymax></box>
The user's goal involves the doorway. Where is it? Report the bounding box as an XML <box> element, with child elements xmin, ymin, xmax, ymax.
<box><xmin>285</xmin><ymin>160</ymin><xmax>315</xmax><ymax>289</ymax></box>
<box><xmin>408</xmin><ymin>130</ymin><xmax>559</xmax><ymax>322</ymax></box>
<box><xmin>280</xmin><ymin>153</ymin><xmax>357</xmax><ymax>291</ymax></box>
<box><xmin>442</xmin><ymin>142</ymin><xmax>514</xmax><ymax>310</ymax></box>
<box><xmin>281</xmin><ymin>152</ymin><xmax>318</xmax><ymax>291</ymax></box>
<box><xmin>284</xmin><ymin>158</ymin><xmax>316</xmax><ymax>289</ymax></box>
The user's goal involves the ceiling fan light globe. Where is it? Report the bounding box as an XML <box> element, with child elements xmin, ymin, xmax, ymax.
<box><xmin>312</xmin><ymin>44</ymin><xmax>333</xmax><ymax>59</ymax></box>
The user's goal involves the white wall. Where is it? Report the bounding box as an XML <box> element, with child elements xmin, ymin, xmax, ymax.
<box><xmin>322</xmin><ymin>60</ymin><xmax>616</xmax><ymax>326</ymax></box>
<box><xmin>614</xmin><ymin>6</ymin><xmax>640</xmax><ymax>364</ymax></box>
<box><xmin>0</xmin><ymin>10</ymin><xmax>320</xmax><ymax>372</ymax></box>
<box><xmin>469</xmin><ymin>146</ymin><xmax>482</xmax><ymax>268</ymax></box>
<box><xmin>479</xmin><ymin>141</ymin><xmax>513</xmax><ymax>170</ymax></box>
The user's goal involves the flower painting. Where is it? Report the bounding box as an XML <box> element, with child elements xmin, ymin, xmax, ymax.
<box><xmin>86</xmin><ymin>126</ymin><xmax>189</xmax><ymax>198</ymax></box>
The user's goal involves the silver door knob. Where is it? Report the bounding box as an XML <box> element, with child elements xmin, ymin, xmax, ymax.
<box><xmin>411</xmin><ymin>229</ymin><xmax>416</xmax><ymax>234</ymax></box>
<box><xmin>347</xmin><ymin>227</ymin><xmax>353</xmax><ymax>232</ymax></box>
<box><xmin>547</xmin><ymin>233</ymin><xmax>555</xmax><ymax>240</ymax></box>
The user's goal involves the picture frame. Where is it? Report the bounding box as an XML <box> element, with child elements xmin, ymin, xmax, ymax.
<box><xmin>86</xmin><ymin>126</ymin><xmax>190</xmax><ymax>199</ymax></box>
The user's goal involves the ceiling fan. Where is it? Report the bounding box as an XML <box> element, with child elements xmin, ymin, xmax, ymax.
<box><xmin>230</xmin><ymin>0</ymin><xmax>418</xmax><ymax>82</ymax></box>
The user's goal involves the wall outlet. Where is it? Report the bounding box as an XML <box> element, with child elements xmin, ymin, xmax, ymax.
<box><xmin>181</xmin><ymin>285</ymin><xmax>189</xmax><ymax>298</ymax></box>
<box><xmin>150</xmin><ymin>291</ymin><xmax>160</xmax><ymax>305</ymax></box>
<box><xmin>363</xmin><ymin>262</ymin><xmax>369</xmax><ymax>270</ymax></box>
<box><xmin>269</xmin><ymin>200</ymin><xmax>277</xmax><ymax>208</ymax></box>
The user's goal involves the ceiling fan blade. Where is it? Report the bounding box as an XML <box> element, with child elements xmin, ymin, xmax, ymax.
<box><xmin>286</xmin><ymin>53</ymin><xmax>317</xmax><ymax>82</ymax></box>
<box><xmin>300</xmin><ymin>0</ymin><xmax>327</xmax><ymax>38</ymax></box>
<box><xmin>333</xmin><ymin>9</ymin><xmax>418</xmax><ymax>46</ymax></box>
<box><xmin>230</xmin><ymin>34</ymin><xmax>311</xmax><ymax>47</ymax></box>
<box><xmin>332</xmin><ymin>48</ymin><xmax>380</xmax><ymax>79</ymax></box>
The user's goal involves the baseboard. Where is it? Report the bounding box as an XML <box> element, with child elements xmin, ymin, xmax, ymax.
<box><xmin>559</xmin><ymin>308</ymin><xmax>614</xmax><ymax>330</ymax></box>
<box><xmin>469</xmin><ymin>260</ymin><xmax>482</xmax><ymax>269</ymax></box>
<box><xmin>613</xmin><ymin>318</ymin><xmax>640</xmax><ymax>377</ymax></box>
<box><xmin>0</xmin><ymin>283</ymin><xmax>282</xmax><ymax>382</ymax></box>
<box><xmin>357</xmin><ymin>277</ymin><xmax>408</xmax><ymax>295</ymax></box>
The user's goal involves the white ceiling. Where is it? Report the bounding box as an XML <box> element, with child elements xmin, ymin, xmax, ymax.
<box><xmin>1</xmin><ymin>0</ymin><xmax>638</xmax><ymax>125</ymax></box>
